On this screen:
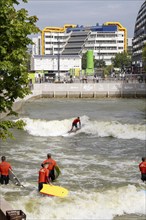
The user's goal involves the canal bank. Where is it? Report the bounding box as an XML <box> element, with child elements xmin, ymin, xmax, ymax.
<box><xmin>1</xmin><ymin>82</ymin><xmax>145</xmax><ymax>119</ymax></box>
<box><xmin>32</xmin><ymin>82</ymin><xmax>146</xmax><ymax>98</ymax></box>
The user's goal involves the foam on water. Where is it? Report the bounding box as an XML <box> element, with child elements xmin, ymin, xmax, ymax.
<box><xmin>9</xmin><ymin>185</ymin><xmax>146</xmax><ymax>220</ymax></box>
<box><xmin>2</xmin><ymin>101</ymin><xmax>146</xmax><ymax>220</ymax></box>
<box><xmin>19</xmin><ymin>116</ymin><xmax>146</xmax><ymax>140</ymax></box>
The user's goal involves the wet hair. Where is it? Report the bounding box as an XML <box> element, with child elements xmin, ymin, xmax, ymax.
<box><xmin>41</xmin><ymin>162</ymin><xmax>49</xmax><ymax>168</ymax></box>
<box><xmin>1</xmin><ymin>156</ymin><xmax>6</xmax><ymax>162</ymax></box>
<box><xmin>47</xmin><ymin>153</ymin><xmax>51</xmax><ymax>158</ymax></box>
<box><xmin>142</xmin><ymin>157</ymin><xmax>146</xmax><ymax>161</ymax></box>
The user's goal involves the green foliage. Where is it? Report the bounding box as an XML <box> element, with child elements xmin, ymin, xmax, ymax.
<box><xmin>142</xmin><ymin>44</ymin><xmax>146</xmax><ymax>60</ymax></box>
<box><xmin>82</xmin><ymin>52</ymin><xmax>106</xmax><ymax>70</ymax></box>
<box><xmin>0</xmin><ymin>0</ymin><xmax>39</xmax><ymax>140</ymax></box>
<box><xmin>94</xmin><ymin>59</ymin><xmax>106</xmax><ymax>68</ymax></box>
<box><xmin>103</xmin><ymin>65</ymin><xmax>113</xmax><ymax>76</ymax></box>
<box><xmin>111</xmin><ymin>52</ymin><xmax>131</xmax><ymax>70</ymax></box>
<box><xmin>0</xmin><ymin>0</ymin><xmax>40</xmax><ymax>114</ymax></box>
<box><xmin>82</xmin><ymin>52</ymin><xmax>87</xmax><ymax>69</ymax></box>
<box><xmin>0</xmin><ymin>120</ymin><xmax>26</xmax><ymax>140</ymax></box>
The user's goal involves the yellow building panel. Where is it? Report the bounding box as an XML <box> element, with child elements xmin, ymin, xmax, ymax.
<box><xmin>104</xmin><ymin>22</ymin><xmax>127</xmax><ymax>52</ymax></box>
<box><xmin>41</xmin><ymin>24</ymin><xmax>76</xmax><ymax>55</ymax></box>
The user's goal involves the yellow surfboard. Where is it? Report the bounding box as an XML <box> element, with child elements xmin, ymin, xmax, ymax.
<box><xmin>40</xmin><ymin>184</ymin><xmax>69</xmax><ymax>198</ymax></box>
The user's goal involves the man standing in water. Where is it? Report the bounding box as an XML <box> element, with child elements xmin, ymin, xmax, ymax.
<box><xmin>69</xmin><ymin>117</ymin><xmax>81</xmax><ymax>132</ymax></box>
<box><xmin>139</xmin><ymin>157</ymin><xmax>146</xmax><ymax>182</ymax></box>
<box><xmin>38</xmin><ymin>162</ymin><xmax>51</xmax><ymax>191</ymax></box>
<box><xmin>0</xmin><ymin>156</ymin><xmax>12</xmax><ymax>185</ymax></box>
<box><xmin>42</xmin><ymin>153</ymin><xmax>60</xmax><ymax>181</ymax></box>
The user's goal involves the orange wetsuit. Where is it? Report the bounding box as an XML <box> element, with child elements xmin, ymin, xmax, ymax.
<box><xmin>38</xmin><ymin>167</ymin><xmax>49</xmax><ymax>183</ymax></box>
<box><xmin>0</xmin><ymin>161</ymin><xmax>12</xmax><ymax>176</ymax></box>
<box><xmin>0</xmin><ymin>161</ymin><xmax>12</xmax><ymax>185</ymax></box>
<box><xmin>43</xmin><ymin>158</ymin><xmax>57</xmax><ymax>171</ymax></box>
<box><xmin>42</xmin><ymin>158</ymin><xmax>57</xmax><ymax>181</ymax></box>
<box><xmin>38</xmin><ymin>167</ymin><xmax>49</xmax><ymax>191</ymax></box>
<box><xmin>139</xmin><ymin>161</ymin><xmax>146</xmax><ymax>182</ymax></box>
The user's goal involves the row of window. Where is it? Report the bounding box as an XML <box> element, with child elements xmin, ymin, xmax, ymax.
<box><xmin>90</xmin><ymin>34</ymin><xmax>124</xmax><ymax>38</ymax></box>
<box><xmin>45</xmin><ymin>36</ymin><xmax>68</xmax><ymax>39</ymax></box>
<box><xmin>44</xmin><ymin>46</ymin><xmax>123</xmax><ymax>51</ymax></box>
<box><xmin>45</xmin><ymin>41</ymin><xmax>124</xmax><ymax>48</ymax></box>
<box><xmin>45</xmin><ymin>42</ymin><xmax>65</xmax><ymax>46</ymax></box>
<box><xmin>45</xmin><ymin>40</ymin><xmax>124</xmax><ymax>45</ymax></box>
<box><xmin>95</xmin><ymin>53</ymin><xmax>116</xmax><ymax>57</ymax></box>
<box><xmin>45</xmin><ymin>48</ymin><xmax>62</xmax><ymax>51</ymax></box>
<box><xmin>94</xmin><ymin>47</ymin><xmax>123</xmax><ymax>50</ymax></box>
<box><xmin>44</xmin><ymin>34</ymin><xmax>124</xmax><ymax>39</ymax></box>
<box><xmin>87</xmin><ymin>40</ymin><xmax>124</xmax><ymax>44</ymax></box>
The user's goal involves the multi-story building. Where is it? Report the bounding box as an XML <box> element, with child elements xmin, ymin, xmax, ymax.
<box><xmin>132</xmin><ymin>1</ymin><xmax>146</xmax><ymax>73</ymax></box>
<box><xmin>127</xmin><ymin>38</ymin><xmax>133</xmax><ymax>55</ymax></box>
<box><xmin>31</xmin><ymin>22</ymin><xmax>127</xmax><ymax>74</ymax></box>
<box><xmin>32</xmin><ymin>36</ymin><xmax>41</xmax><ymax>55</ymax></box>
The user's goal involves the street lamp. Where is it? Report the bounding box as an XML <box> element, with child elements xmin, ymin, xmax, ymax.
<box><xmin>98</xmin><ymin>43</ymin><xmax>101</xmax><ymax>66</ymax></box>
<box><xmin>57</xmin><ymin>34</ymin><xmax>60</xmax><ymax>82</ymax></box>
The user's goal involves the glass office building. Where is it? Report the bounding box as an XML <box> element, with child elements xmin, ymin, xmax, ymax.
<box><xmin>132</xmin><ymin>1</ymin><xmax>146</xmax><ymax>72</ymax></box>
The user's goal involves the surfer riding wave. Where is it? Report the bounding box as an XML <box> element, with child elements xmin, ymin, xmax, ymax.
<box><xmin>69</xmin><ymin>117</ymin><xmax>81</xmax><ymax>133</ymax></box>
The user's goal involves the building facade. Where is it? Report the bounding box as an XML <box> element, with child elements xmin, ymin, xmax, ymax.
<box><xmin>31</xmin><ymin>55</ymin><xmax>81</xmax><ymax>72</ymax></box>
<box><xmin>31</xmin><ymin>22</ymin><xmax>127</xmax><ymax>73</ymax></box>
<box><xmin>132</xmin><ymin>1</ymin><xmax>146</xmax><ymax>72</ymax></box>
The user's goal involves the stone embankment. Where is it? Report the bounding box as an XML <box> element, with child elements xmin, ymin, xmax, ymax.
<box><xmin>1</xmin><ymin>82</ymin><xmax>146</xmax><ymax>119</ymax></box>
<box><xmin>32</xmin><ymin>82</ymin><xmax>146</xmax><ymax>98</ymax></box>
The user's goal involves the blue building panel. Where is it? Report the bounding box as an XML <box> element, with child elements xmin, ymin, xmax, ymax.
<box><xmin>66</xmin><ymin>25</ymin><xmax>117</xmax><ymax>33</ymax></box>
<box><xmin>102</xmin><ymin>26</ymin><xmax>117</xmax><ymax>32</ymax></box>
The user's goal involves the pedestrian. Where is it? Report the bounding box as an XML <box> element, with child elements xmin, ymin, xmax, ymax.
<box><xmin>0</xmin><ymin>156</ymin><xmax>12</xmax><ymax>185</ymax></box>
<box><xmin>139</xmin><ymin>157</ymin><xmax>146</xmax><ymax>182</ymax></box>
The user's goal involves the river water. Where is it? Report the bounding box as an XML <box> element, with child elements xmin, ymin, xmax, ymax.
<box><xmin>0</xmin><ymin>98</ymin><xmax>146</xmax><ymax>220</ymax></box>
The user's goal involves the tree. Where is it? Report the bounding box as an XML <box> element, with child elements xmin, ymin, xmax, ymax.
<box><xmin>94</xmin><ymin>59</ymin><xmax>106</xmax><ymax>68</ymax></box>
<box><xmin>103</xmin><ymin>65</ymin><xmax>113</xmax><ymax>77</ymax></box>
<box><xmin>111</xmin><ymin>52</ymin><xmax>131</xmax><ymax>70</ymax></box>
<box><xmin>0</xmin><ymin>0</ymin><xmax>40</xmax><ymax>140</ymax></box>
<box><xmin>82</xmin><ymin>52</ymin><xmax>106</xmax><ymax>70</ymax></box>
<box><xmin>82</xmin><ymin>52</ymin><xmax>87</xmax><ymax>69</ymax></box>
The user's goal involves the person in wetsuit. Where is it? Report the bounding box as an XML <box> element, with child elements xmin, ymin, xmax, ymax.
<box><xmin>139</xmin><ymin>157</ymin><xmax>146</xmax><ymax>182</ymax></box>
<box><xmin>38</xmin><ymin>162</ymin><xmax>50</xmax><ymax>191</ymax></box>
<box><xmin>70</xmin><ymin>117</ymin><xmax>81</xmax><ymax>132</ymax></box>
<box><xmin>42</xmin><ymin>153</ymin><xmax>60</xmax><ymax>182</ymax></box>
<box><xmin>0</xmin><ymin>156</ymin><xmax>12</xmax><ymax>185</ymax></box>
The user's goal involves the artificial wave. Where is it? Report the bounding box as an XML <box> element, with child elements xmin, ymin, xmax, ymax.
<box><xmin>19</xmin><ymin>116</ymin><xmax>146</xmax><ymax>140</ymax></box>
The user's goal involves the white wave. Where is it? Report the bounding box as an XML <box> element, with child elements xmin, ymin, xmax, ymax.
<box><xmin>20</xmin><ymin>116</ymin><xmax>146</xmax><ymax>140</ymax></box>
<box><xmin>9</xmin><ymin>185</ymin><xmax>146</xmax><ymax>220</ymax></box>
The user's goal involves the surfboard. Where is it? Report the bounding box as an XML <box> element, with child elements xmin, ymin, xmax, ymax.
<box><xmin>40</xmin><ymin>184</ymin><xmax>69</xmax><ymax>198</ymax></box>
<box><xmin>68</xmin><ymin>128</ymin><xmax>81</xmax><ymax>134</ymax></box>
<box><xmin>54</xmin><ymin>166</ymin><xmax>61</xmax><ymax>179</ymax></box>
<box><xmin>9</xmin><ymin>169</ymin><xmax>24</xmax><ymax>187</ymax></box>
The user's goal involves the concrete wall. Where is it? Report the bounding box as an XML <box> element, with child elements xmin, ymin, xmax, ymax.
<box><xmin>0</xmin><ymin>197</ymin><xmax>13</xmax><ymax>220</ymax></box>
<box><xmin>32</xmin><ymin>82</ymin><xmax>146</xmax><ymax>98</ymax></box>
<box><xmin>1</xmin><ymin>82</ymin><xmax>145</xmax><ymax>119</ymax></box>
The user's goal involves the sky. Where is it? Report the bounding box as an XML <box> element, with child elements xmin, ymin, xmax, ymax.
<box><xmin>17</xmin><ymin>0</ymin><xmax>144</xmax><ymax>38</ymax></box>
